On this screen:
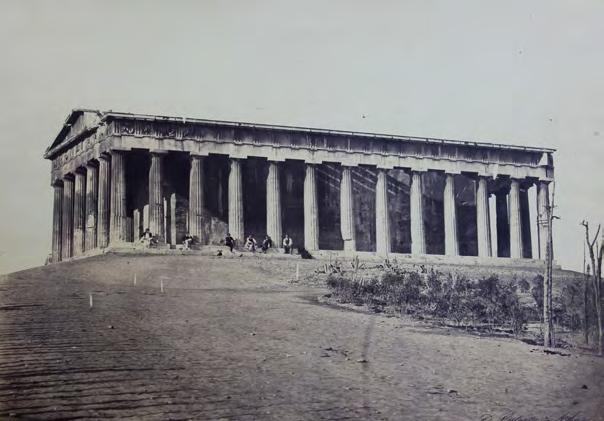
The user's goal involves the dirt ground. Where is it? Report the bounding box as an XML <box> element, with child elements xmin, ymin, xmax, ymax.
<box><xmin>0</xmin><ymin>253</ymin><xmax>602</xmax><ymax>420</ymax></box>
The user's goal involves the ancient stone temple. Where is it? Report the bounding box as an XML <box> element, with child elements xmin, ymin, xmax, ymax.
<box><xmin>45</xmin><ymin>109</ymin><xmax>555</xmax><ymax>263</ymax></box>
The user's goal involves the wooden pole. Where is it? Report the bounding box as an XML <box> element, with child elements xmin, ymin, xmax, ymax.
<box><xmin>543</xmin><ymin>182</ymin><xmax>555</xmax><ymax>348</ymax></box>
<box><xmin>584</xmin><ymin>241</ymin><xmax>589</xmax><ymax>344</ymax></box>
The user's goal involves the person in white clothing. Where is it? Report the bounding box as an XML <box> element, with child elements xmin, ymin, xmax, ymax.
<box><xmin>282</xmin><ymin>234</ymin><xmax>293</xmax><ymax>254</ymax></box>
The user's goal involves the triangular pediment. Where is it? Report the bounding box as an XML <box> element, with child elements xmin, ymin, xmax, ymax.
<box><xmin>46</xmin><ymin>109</ymin><xmax>102</xmax><ymax>154</ymax></box>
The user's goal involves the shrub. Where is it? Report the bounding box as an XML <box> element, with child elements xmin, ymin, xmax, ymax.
<box><xmin>325</xmin><ymin>269</ymin><xmax>528</xmax><ymax>334</ymax></box>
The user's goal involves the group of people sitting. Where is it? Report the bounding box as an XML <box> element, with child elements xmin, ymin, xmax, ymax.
<box><xmin>139</xmin><ymin>228</ymin><xmax>196</xmax><ymax>250</ymax></box>
<box><xmin>139</xmin><ymin>228</ymin><xmax>294</xmax><ymax>254</ymax></box>
<box><xmin>224</xmin><ymin>233</ymin><xmax>294</xmax><ymax>254</ymax></box>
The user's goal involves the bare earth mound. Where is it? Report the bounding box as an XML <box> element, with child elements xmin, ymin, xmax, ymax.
<box><xmin>0</xmin><ymin>254</ymin><xmax>602</xmax><ymax>420</ymax></box>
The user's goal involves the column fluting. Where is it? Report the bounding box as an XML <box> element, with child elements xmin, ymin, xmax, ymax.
<box><xmin>303</xmin><ymin>164</ymin><xmax>319</xmax><ymax>251</ymax></box>
<box><xmin>109</xmin><ymin>150</ymin><xmax>128</xmax><ymax>244</ymax></box>
<box><xmin>375</xmin><ymin>169</ymin><xmax>391</xmax><ymax>255</ymax></box>
<box><xmin>61</xmin><ymin>175</ymin><xmax>75</xmax><ymax>260</ymax></box>
<box><xmin>97</xmin><ymin>155</ymin><xmax>110</xmax><ymax>248</ymax></box>
<box><xmin>266</xmin><ymin>161</ymin><xmax>282</xmax><ymax>245</ymax></box>
<box><xmin>149</xmin><ymin>152</ymin><xmax>165</xmax><ymax>242</ymax></box>
<box><xmin>410</xmin><ymin>170</ymin><xmax>426</xmax><ymax>255</ymax></box>
<box><xmin>509</xmin><ymin>178</ymin><xmax>524</xmax><ymax>258</ymax></box>
<box><xmin>84</xmin><ymin>163</ymin><xmax>98</xmax><ymax>251</ymax></box>
<box><xmin>476</xmin><ymin>176</ymin><xmax>492</xmax><ymax>257</ymax></box>
<box><xmin>73</xmin><ymin>170</ymin><xmax>86</xmax><ymax>256</ymax></box>
<box><xmin>443</xmin><ymin>173</ymin><xmax>459</xmax><ymax>256</ymax></box>
<box><xmin>51</xmin><ymin>182</ymin><xmax>63</xmax><ymax>262</ymax></box>
<box><xmin>228</xmin><ymin>158</ymin><xmax>244</xmax><ymax>242</ymax></box>
<box><xmin>340</xmin><ymin>166</ymin><xmax>356</xmax><ymax>252</ymax></box>
<box><xmin>188</xmin><ymin>155</ymin><xmax>206</xmax><ymax>244</ymax></box>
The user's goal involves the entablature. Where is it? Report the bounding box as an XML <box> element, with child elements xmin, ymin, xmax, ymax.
<box><xmin>47</xmin><ymin>111</ymin><xmax>555</xmax><ymax>185</ymax></box>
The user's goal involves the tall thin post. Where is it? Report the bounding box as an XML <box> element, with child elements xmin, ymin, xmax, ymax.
<box><xmin>543</xmin><ymin>182</ymin><xmax>555</xmax><ymax>348</ymax></box>
<box><xmin>584</xmin><ymin>241</ymin><xmax>589</xmax><ymax>344</ymax></box>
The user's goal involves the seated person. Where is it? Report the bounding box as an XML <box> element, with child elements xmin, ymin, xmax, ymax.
<box><xmin>225</xmin><ymin>233</ymin><xmax>235</xmax><ymax>253</ymax></box>
<box><xmin>283</xmin><ymin>234</ymin><xmax>293</xmax><ymax>254</ymax></box>
<box><xmin>244</xmin><ymin>234</ymin><xmax>257</xmax><ymax>252</ymax></box>
<box><xmin>183</xmin><ymin>233</ymin><xmax>194</xmax><ymax>250</ymax></box>
<box><xmin>140</xmin><ymin>228</ymin><xmax>154</xmax><ymax>248</ymax></box>
<box><xmin>261</xmin><ymin>235</ymin><xmax>273</xmax><ymax>253</ymax></box>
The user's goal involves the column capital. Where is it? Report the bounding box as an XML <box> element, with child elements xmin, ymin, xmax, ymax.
<box><xmin>466</xmin><ymin>172</ymin><xmax>493</xmax><ymax>181</ymax></box>
<box><xmin>304</xmin><ymin>158</ymin><xmax>322</xmax><ymax>165</ymax></box>
<box><xmin>537</xmin><ymin>178</ymin><xmax>552</xmax><ymax>186</ymax></box>
<box><xmin>98</xmin><ymin>152</ymin><xmax>111</xmax><ymax>162</ymax></box>
<box><xmin>408</xmin><ymin>168</ymin><xmax>427</xmax><ymax>174</ymax></box>
<box><xmin>108</xmin><ymin>147</ymin><xmax>131</xmax><ymax>153</ymax></box>
<box><xmin>150</xmin><ymin>149</ymin><xmax>170</xmax><ymax>155</ymax></box>
<box><xmin>85</xmin><ymin>160</ymin><xmax>98</xmax><ymax>169</ymax></box>
<box><xmin>189</xmin><ymin>152</ymin><xmax>209</xmax><ymax>159</ymax></box>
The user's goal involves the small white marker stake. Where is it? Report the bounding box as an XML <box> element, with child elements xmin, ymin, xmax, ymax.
<box><xmin>133</xmin><ymin>273</ymin><xmax>137</xmax><ymax>286</ymax></box>
<box><xmin>296</xmin><ymin>263</ymin><xmax>300</xmax><ymax>281</ymax></box>
<box><xmin>160</xmin><ymin>279</ymin><xmax>164</xmax><ymax>293</ymax></box>
<box><xmin>89</xmin><ymin>293</ymin><xmax>93</xmax><ymax>308</ymax></box>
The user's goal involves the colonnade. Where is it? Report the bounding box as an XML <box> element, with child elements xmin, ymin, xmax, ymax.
<box><xmin>50</xmin><ymin>150</ymin><xmax>551</xmax><ymax>263</ymax></box>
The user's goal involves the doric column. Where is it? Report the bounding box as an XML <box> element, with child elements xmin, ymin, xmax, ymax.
<box><xmin>495</xmin><ymin>189</ymin><xmax>510</xmax><ymax>257</ymax></box>
<box><xmin>476</xmin><ymin>176</ymin><xmax>492</xmax><ymax>257</ymax></box>
<box><xmin>61</xmin><ymin>175</ymin><xmax>75</xmax><ymax>260</ymax></box>
<box><xmin>410</xmin><ymin>170</ymin><xmax>426</xmax><ymax>255</ymax></box>
<box><xmin>537</xmin><ymin>181</ymin><xmax>550</xmax><ymax>260</ymax></box>
<box><xmin>266</xmin><ymin>161</ymin><xmax>282</xmax><ymax>245</ymax></box>
<box><xmin>51</xmin><ymin>181</ymin><xmax>63</xmax><ymax>262</ymax></box>
<box><xmin>509</xmin><ymin>178</ymin><xmax>524</xmax><ymax>258</ymax></box>
<box><xmin>520</xmin><ymin>186</ymin><xmax>533</xmax><ymax>258</ymax></box>
<box><xmin>73</xmin><ymin>169</ymin><xmax>86</xmax><ymax>256</ymax></box>
<box><xmin>84</xmin><ymin>162</ymin><xmax>98</xmax><ymax>251</ymax></box>
<box><xmin>228</xmin><ymin>158</ymin><xmax>244</xmax><ymax>241</ymax></box>
<box><xmin>109</xmin><ymin>150</ymin><xmax>128</xmax><ymax>244</ymax></box>
<box><xmin>169</xmin><ymin>193</ymin><xmax>177</xmax><ymax>245</ymax></box>
<box><xmin>188</xmin><ymin>155</ymin><xmax>206</xmax><ymax>244</ymax></box>
<box><xmin>303</xmin><ymin>163</ymin><xmax>319</xmax><ymax>251</ymax></box>
<box><xmin>375</xmin><ymin>169</ymin><xmax>391</xmax><ymax>255</ymax></box>
<box><xmin>149</xmin><ymin>151</ymin><xmax>165</xmax><ymax>242</ymax></box>
<box><xmin>340</xmin><ymin>166</ymin><xmax>356</xmax><ymax>252</ymax></box>
<box><xmin>97</xmin><ymin>154</ymin><xmax>110</xmax><ymax>248</ymax></box>
<box><xmin>443</xmin><ymin>173</ymin><xmax>459</xmax><ymax>256</ymax></box>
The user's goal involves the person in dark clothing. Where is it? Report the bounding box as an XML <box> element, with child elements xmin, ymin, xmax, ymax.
<box><xmin>261</xmin><ymin>235</ymin><xmax>273</xmax><ymax>253</ymax></box>
<box><xmin>225</xmin><ymin>233</ymin><xmax>235</xmax><ymax>253</ymax></box>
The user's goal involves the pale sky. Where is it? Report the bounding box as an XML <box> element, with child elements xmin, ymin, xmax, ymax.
<box><xmin>0</xmin><ymin>0</ymin><xmax>602</xmax><ymax>274</ymax></box>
